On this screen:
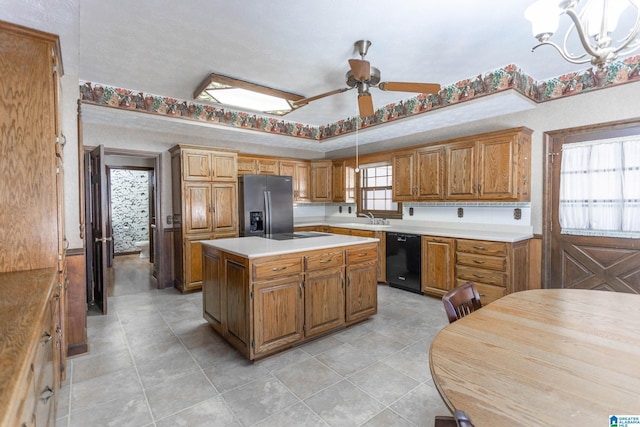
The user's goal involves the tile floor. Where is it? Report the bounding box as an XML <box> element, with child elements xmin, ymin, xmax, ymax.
<box><xmin>56</xmin><ymin>255</ymin><xmax>451</xmax><ymax>427</ymax></box>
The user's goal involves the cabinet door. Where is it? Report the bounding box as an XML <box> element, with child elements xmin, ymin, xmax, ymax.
<box><xmin>332</xmin><ymin>160</ymin><xmax>355</xmax><ymax>203</ymax></box>
<box><xmin>184</xmin><ymin>183</ymin><xmax>213</xmax><ymax>234</ymax></box>
<box><xmin>392</xmin><ymin>151</ymin><xmax>416</xmax><ymax>200</ymax></box>
<box><xmin>421</xmin><ymin>236</ymin><xmax>454</xmax><ymax>296</ymax></box>
<box><xmin>212</xmin><ymin>153</ymin><xmax>237</xmax><ymax>181</ymax></box>
<box><xmin>184</xmin><ymin>239</ymin><xmax>204</xmax><ymax>291</ymax></box>
<box><xmin>225</xmin><ymin>258</ymin><xmax>250</xmax><ymax>352</ymax></box>
<box><xmin>253</xmin><ymin>275</ymin><xmax>304</xmax><ymax>355</ymax></box>
<box><xmin>257</xmin><ymin>158</ymin><xmax>279</xmax><ymax>175</ymax></box>
<box><xmin>346</xmin><ymin>261</ymin><xmax>377</xmax><ymax>323</ymax></box>
<box><xmin>445</xmin><ymin>141</ymin><xmax>476</xmax><ymax>199</ymax></box>
<box><xmin>416</xmin><ymin>147</ymin><xmax>445</xmax><ymax>200</ymax></box>
<box><xmin>237</xmin><ymin>156</ymin><xmax>257</xmax><ymax>175</ymax></box>
<box><xmin>203</xmin><ymin>249</ymin><xmax>223</xmax><ymax>333</ymax></box>
<box><xmin>295</xmin><ymin>162</ymin><xmax>311</xmax><ymax>202</ymax></box>
<box><xmin>305</xmin><ymin>267</ymin><xmax>345</xmax><ymax>337</ymax></box>
<box><xmin>311</xmin><ymin>161</ymin><xmax>332</xmax><ymax>202</ymax></box>
<box><xmin>477</xmin><ymin>136</ymin><xmax>517</xmax><ymax>200</ymax></box>
<box><xmin>212</xmin><ymin>182</ymin><xmax>237</xmax><ymax>235</ymax></box>
<box><xmin>183</xmin><ymin>151</ymin><xmax>212</xmax><ymax>181</ymax></box>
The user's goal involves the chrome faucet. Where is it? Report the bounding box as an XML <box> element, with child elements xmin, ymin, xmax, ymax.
<box><xmin>357</xmin><ymin>212</ymin><xmax>376</xmax><ymax>224</ymax></box>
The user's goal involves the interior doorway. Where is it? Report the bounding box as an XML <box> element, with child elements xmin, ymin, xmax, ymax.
<box><xmin>84</xmin><ymin>147</ymin><xmax>164</xmax><ymax>314</ymax></box>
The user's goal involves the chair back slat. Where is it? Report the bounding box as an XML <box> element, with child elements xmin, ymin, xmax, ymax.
<box><xmin>442</xmin><ymin>282</ymin><xmax>482</xmax><ymax>324</ymax></box>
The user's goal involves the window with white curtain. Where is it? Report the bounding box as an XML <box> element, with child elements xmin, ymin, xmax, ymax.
<box><xmin>559</xmin><ymin>136</ymin><xmax>640</xmax><ymax>238</ymax></box>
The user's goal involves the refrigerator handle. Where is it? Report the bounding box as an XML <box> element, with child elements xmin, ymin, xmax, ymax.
<box><xmin>264</xmin><ymin>190</ymin><xmax>272</xmax><ymax>235</ymax></box>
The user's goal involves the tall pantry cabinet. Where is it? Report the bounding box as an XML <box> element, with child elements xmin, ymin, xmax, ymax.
<box><xmin>0</xmin><ymin>21</ymin><xmax>67</xmax><ymax>426</ymax></box>
<box><xmin>170</xmin><ymin>145</ymin><xmax>239</xmax><ymax>292</ymax></box>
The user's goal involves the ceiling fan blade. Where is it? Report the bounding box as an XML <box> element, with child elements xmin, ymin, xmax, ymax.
<box><xmin>378</xmin><ymin>82</ymin><xmax>441</xmax><ymax>94</ymax></box>
<box><xmin>291</xmin><ymin>88</ymin><xmax>350</xmax><ymax>107</ymax></box>
<box><xmin>357</xmin><ymin>92</ymin><xmax>375</xmax><ymax>118</ymax></box>
<box><xmin>348</xmin><ymin>59</ymin><xmax>371</xmax><ymax>81</ymax></box>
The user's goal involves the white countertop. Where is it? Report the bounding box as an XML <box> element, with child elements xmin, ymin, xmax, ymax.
<box><xmin>201</xmin><ymin>233</ymin><xmax>379</xmax><ymax>258</ymax></box>
<box><xmin>295</xmin><ymin>221</ymin><xmax>533</xmax><ymax>243</ymax></box>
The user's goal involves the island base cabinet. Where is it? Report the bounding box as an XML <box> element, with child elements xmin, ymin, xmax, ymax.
<box><xmin>202</xmin><ymin>241</ymin><xmax>378</xmax><ymax>360</ymax></box>
<box><xmin>253</xmin><ymin>275</ymin><xmax>304</xmax><ymax>356</ymax></box>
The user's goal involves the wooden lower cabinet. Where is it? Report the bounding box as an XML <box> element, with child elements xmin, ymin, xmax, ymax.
<box><xmin>455</xmin><ymin>238</ymin><xmax>529</xmax><ymax>305</ymax></box>
<box><xmin>421</xmin><ymin>236</ymin><xmax>455</xmax><ymax>297</ymax></box>
<box><xmin>202</xmin><ymin>242</ymin><xmax>377</xmax><ymax>360</ymax></box>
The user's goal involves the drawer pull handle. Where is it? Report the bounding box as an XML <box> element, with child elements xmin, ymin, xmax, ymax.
<box><xmin>473</xmin><ymin>246</ymin><xmax>486</xmax><ymax>250</ymax></box>
<box><xmin>473</xmin><ymin>274</ymin><xmax>484</xmax><ymax>278</ymax></box>
<box><xmin>433</xmin><ymin>238</ymin><xmax>443</xmax><ymax>242</ymax></box>
<box><xmin>319</xmin><ymin>257</ymin><xmax>333</xmax><ymax>263</ymax></box>
<box><xmin>40</xmin><ymin>386</ymin><xmax>54</xmax><ymax>403</ymax></box>
<box><xmin>271</xmin><ymin>266</ymin><xmax>287</xmax><ymax>271</ymax></box>
<box><xmin>42</xmin><ymin>332</ymin><xmax>53</xmax><ymax>344</ymax></box>
<box><xmin>473</xmin><ymin>260</ymin><xmax>485</xmax><ymax>264</ymax></box>
<box><xmin>358</xmin><ymin>253</ymin><xmax>367</xmax><ymax>257</ymax></box>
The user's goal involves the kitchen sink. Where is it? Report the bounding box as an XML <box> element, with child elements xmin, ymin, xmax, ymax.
<box><xmin>335</xmin><ymin>223</ymin><xmax>392</xmax><ymax>229</ymax></box>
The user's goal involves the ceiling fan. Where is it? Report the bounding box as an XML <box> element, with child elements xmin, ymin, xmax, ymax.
<box><xmin>292</xmin><ymin>40</ymin><xmax>441</xmax><ymax>118</ymax></box>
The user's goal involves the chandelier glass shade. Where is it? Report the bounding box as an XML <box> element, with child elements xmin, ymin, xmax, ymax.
<box><xmin>525</xmin><ymin>0</ymin><xmax>640</xmax><ymax>68</ymax></box>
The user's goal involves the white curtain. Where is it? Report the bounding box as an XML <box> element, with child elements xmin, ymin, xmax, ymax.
<box><xmin>560</xmin><ymin>137</ymin><xmax>640</xmax><ymax>237</ymax></box>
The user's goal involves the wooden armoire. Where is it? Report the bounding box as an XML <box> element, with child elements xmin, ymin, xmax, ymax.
<box><xmin>0</xmin><ymin>20</ymin><xmax>67</xmax><ymax>426</ymax></box>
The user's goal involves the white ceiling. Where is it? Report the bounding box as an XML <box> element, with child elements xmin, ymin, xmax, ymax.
<box><xmin>2</xmin><ymin>0</ymin><xmax>638</xmax><ymax>152</ymax></box>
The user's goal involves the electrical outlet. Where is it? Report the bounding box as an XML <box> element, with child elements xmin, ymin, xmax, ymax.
<box><xmin>166</xmin><ymin>215</ymin><xmax>173</xmax><ymax>224</ymax></box>
<box><xmin>457</xmin><ymin>207</ymin><xmax>464</xmax><ymax>218</ymax></box>
<box><xmin>514</xmin><ymin>208</ymin><xmax>522</xmax><ymax>220</ymax></box>
<box><xmin>348</xmin><ymin>206</ymin><xmax>352</xmax><ymax>214</ymax></box>
<box><xmin>409</xmin><ymin>207</ymin><xmax>414</xmax><ymax>216</ymax></box>
<box><xmin>339</xmin><ymin>206</ymin><xmax>342</xmax><ymax>213</ymax></box>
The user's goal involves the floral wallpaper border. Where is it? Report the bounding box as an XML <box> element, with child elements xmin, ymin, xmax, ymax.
<box><xmin>79</xmin><ymin>56</ymin><xmax>640</xmax><ymax>142</ymax></box>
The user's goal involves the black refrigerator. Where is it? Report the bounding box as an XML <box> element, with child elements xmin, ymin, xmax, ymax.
<box><xmin>238</xmin><ymin>174</ymin><xmax>294</xmax><ymax>237</ymax></box>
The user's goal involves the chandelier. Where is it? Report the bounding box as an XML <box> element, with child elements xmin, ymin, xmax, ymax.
<box><xmin>525</xmin><ymin>0</ymin><xmax>640</xmax><ymax>68</ymax></box>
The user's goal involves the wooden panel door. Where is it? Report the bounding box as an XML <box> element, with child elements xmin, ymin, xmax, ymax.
<box><xmin>212</xmin><ymin>153</ymin><xmax>237</xmax><ymax>181</ymax></box>
<box><xmin>392</xmin><ymin>151</ymin><xmax>416</xmax><ymax>200</ymax></box>
<box><xmin>478</xmin><ymin>136</ymin><xmax>516</xmax><ymax>200</ymax></box>
<box><xmin>183</xmin><ymin>239</ymin><xmax>204</xmax><ymax>291</ymax></box>
<box><xmin>346</xmin><ymin>261</ymin><xmax>377</xmax><ymax>323</ymax></box>
<box><xmin>224</xmin><ymin>258</ymin><xmax>250</xmax><ymax>351</ymax></box>
<box><xmin>182</xmin><ymin>150</ymin><xmax>211</xmax><ymax>181</ymax></box>
<box><xmin>212</xmin><ymin>182</ymin><xmax>237</xmax><ymax>234</ymax></box>
<box><xmin>421</xmin><ymin>236</ymin><xmax>454</xmax><ymax>296</ymax></box>
<box><xmin>416</xmin><ymin>146</ymin><xmax>445</xmax><ymax>200</ymax></box>
<box><xmin>445</xmin><ymin>141</ymin><xmax>476</xmax><ymax>199</ymax></box>
<box><xmin>203</xmin><ymin>250</ymin><xmax>223</xmax><ymax>333</ymax></box>
<box><xmin>295</xmin><ymin>162</ymin><xmax>311</xmax><ymax>202</ymax></box>
<box><xmin>311</xmin><ymin>161</ymin><xmax>332</xmax><ymax>202</ymax></box>
<box><xmin>545</xmin><ymin>121</ymin><xmax>640</xmax><ymax>292</ymax></box>
<box><xmin>305</xmin><ymin>267</ymin><xmax>345</xmax><ymax>337</ymax></box>
<box><xmin>253</xmin><ymin>275</ymin><xmax>304</xmax><ymax>355</ymax></box>
<box><xmin>184</xmin><ymin>183</ymin><xmax>213</xmax><ymax>234</ymax></box>
<box><xmin>89</xmin><ymin>145</ymin><xmax>109</xmax><ymax>314</ymax></box>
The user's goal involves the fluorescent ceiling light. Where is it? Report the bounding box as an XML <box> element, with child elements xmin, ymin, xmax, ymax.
<box><xmin>194</xmin><ymin>73</ymin><xmax>303</xmax><ymax>116</ymax></box>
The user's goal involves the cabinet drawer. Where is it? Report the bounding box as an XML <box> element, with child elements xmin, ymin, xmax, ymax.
<box><xmin>456</xmin><ymin>252</ymin><xmax>506</xmax><ymax>271</ymax></box>
<box><xmin>456</xmin><ymin>265</ymin><xmax>507</xmax><ymax>287</ymax></box>
<box><xmin>456</xmin><ymin>279</ymin><xmax>505</xmax><ymax>304</ymax></box>
<box><xmin>456</xmin><ymin>239</ymin><xmax>507</xmax><ymax>256</ymax></box>
<box><xmin>346</xmin><ymin>244</ymin><xmax>378</xmax><ymax>264</ymax></box>
<box><xmin>305</xmin><ymin>251</ymin><xmax>344</xmax><ymax>271</ymax></box>
<box><xmin>252</xmin><ymin>255</ymin><xmax>302</xmax><ymax>281</ymax></box>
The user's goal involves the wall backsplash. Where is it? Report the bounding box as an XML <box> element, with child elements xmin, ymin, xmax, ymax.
<box><xmin>110</xmin><ymin>169</ymin><xmax>151</xmax><ymax>253</ymax></box>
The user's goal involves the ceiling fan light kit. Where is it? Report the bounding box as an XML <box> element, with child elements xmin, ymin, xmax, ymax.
<box><xmin>525</xmin><ymin>0</ymin><xmax>640</xmax><ymax>69</ymax></box>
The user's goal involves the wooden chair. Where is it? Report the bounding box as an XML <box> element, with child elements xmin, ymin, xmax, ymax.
<box><xmin>442</xmin><ymin>281</ymin><xmax>482</xmax><ymax>324</ymax></box>
<box><xmin>435</xmin><ymin>409</ymin><xmax>475</xmax><ymax>426</ymax></box>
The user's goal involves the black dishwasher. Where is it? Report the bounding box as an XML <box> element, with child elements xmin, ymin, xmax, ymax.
<box><xmin>386</xmin><ymin>233</ymin><xmax>422</xmax><ymax>294</ymax></box>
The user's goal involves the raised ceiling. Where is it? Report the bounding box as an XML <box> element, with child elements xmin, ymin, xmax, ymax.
<box><xmin>2</xmin><ymin>0</ymin><xmax>638</xmax><ymax>152</ymax></box>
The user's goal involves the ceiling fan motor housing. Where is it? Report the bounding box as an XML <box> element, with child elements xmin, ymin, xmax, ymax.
<box><xmin>346</xmin><ymin>66</ymin><xmax>381</xmax><ymax>88</ymax></box>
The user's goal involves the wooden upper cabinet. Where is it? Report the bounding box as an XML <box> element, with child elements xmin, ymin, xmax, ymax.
<box><xmin>332</xmin><ymin>160</ymin><xmax>355</xmax><ymax>203</ymax></box>
<box><xmin>237</xmin><ymin>155</ymin><xmax>280</xmax><ymax>176</ymax></box>
<box><xmin>184</xmin><ymin>182</ymin><xmax>213</xmax><ymax>234</ymax></box>
<box><xmin>311</xmin><ymin>160</ymin><xmax>332</xmax><ymax>202</ymax></box>
<box><xmin>478</xmin><ymin>135</ymin><xmax>516</xmax><ymax>199</ymax></box>
<box><xmin>182</xmin><ymin>148</ymin><xmax>237</xmax><ymax>181</ymax></box>
<box><xmin>416</xmin><ymin>146</ymin><xmax>445</xmax><ymax>200</ymax></box>
<box><xmin>445</xmin><ymin>141</ymin><xmax>477</xmax><ymax>200</ymax></box>
<box><xmin>280</xmin><ymin>160</ymin><xmax>311</xmax><ymax>202</ymax></box>
<box><xmin>212</xmin><ymin>182</ymin><xmax>237</xmax><ymax>234</ymax></box>
<box><xmin>392</xmin><ymin>146</ymin><xmax>444</xmax><ymax>201</ymax></box>
<box><xmin>392</xmin><ymin>151</ymin><xmax>416</xmax><ymax>200</ymax></box>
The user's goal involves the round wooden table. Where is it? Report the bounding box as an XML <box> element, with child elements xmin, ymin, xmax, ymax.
<box><xmin>429</xmin><ymin>289</ymin><xmax>640</xmax><ymax>427</ymax></box>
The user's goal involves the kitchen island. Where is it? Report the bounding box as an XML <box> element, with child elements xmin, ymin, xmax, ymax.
<box><xmin>201</xmin><ymin>233</ymin><xmax>379</xmax><ymax>360</ymax></box>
